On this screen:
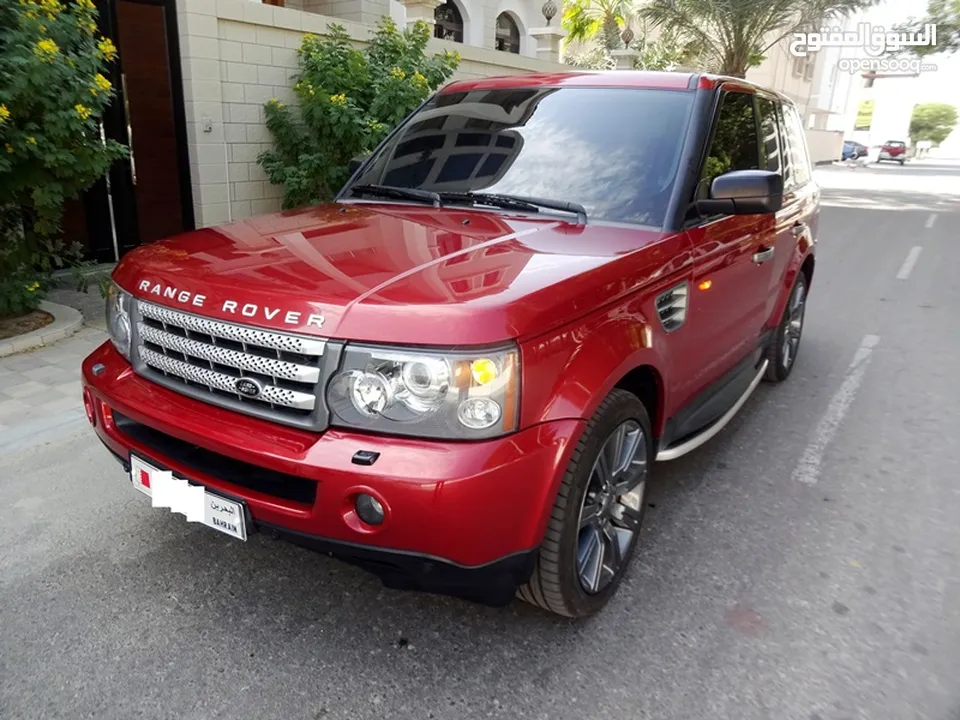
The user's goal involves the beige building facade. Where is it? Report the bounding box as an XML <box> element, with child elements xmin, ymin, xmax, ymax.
<box><xmin>176</xmin><ymin>0</ymin><xmax>571</xmax><ymax>228</ymax></box>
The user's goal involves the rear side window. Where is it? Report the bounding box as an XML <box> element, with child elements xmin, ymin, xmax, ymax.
<box><xmin>699</xmin><ymin>90</ymin><xmax>760</xmax><ymax>196</ymax></box>
<box><xmin>780</xmin><ymin>103</ymin><xmax>812</xmax><ymax>187</ymax></box>
<box><xmin>756</xmin><ymin>96</ymin><xmax>782</xmax><ymax>174</ymax></box>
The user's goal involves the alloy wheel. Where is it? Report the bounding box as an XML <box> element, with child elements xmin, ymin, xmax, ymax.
<box><xmin>575</xmin><ymin>420</ymin><xmax>648</xmax><ymax>595</ymax></box>
<box><xmin>782</xmin><ymin>280</ymin><xmax>806</xmax><ymax>371</ymax></box>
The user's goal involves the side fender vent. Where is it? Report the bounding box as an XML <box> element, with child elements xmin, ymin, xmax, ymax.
<box><xmin>656</xmin><ymin>282</ymin><xmax>689</xmax><ymax>332</ymax></box>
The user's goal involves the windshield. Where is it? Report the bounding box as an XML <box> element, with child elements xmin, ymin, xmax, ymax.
<box><xmin>345</xmin><ymin>86</ymin><xmax>695</xmax><ymax>227</ymax></box>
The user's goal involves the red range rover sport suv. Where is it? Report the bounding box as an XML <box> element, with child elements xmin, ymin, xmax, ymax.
<box><xmin>82</xmin><ymin>70</ymin><xmax>819</xmax><ymax>618</ymax></box>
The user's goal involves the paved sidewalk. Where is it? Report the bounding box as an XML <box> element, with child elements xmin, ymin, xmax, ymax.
<box><xmin>0</xmin><ymin>327</ymin><xmax>107</xmax><ymax>443</ymax></box>
<box><xmin>47</xmin><ymin>285</ymin><xmax>108</xmax><ymax>331</ymax></box>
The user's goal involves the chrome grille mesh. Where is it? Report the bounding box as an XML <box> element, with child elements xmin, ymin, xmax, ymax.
<box><xmin>139</xmin><ymin>302</ymin><xmax>327</xmax><ymax>356</ymax></box>
<box><xmin>137</xmin><ymin>323</ymin><xmax>321</xmax><ymax>383</ymax></box>
<box><xmin>131</xmin><ymin>299</ymin><xmax>335</xmax><ymax>430</ymax></box>
<box><xmin>139</xmin><ymin>347</ymin><xmax>317</xmax><ymax>410</ymax></box>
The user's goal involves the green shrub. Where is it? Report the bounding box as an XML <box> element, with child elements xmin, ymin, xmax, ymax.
<box><xmin>258</xmin><ymin>17</ymin><xmax>460</xmax><ymax>209</ymax></box>
<box><xmin>0</xmin><ymin>0</ymin><xmax>128</xmax><ymax>316</ymax></box>
<box><xmin>0</xmin><ymin>270</ymin><xmax>43</xmax><ymax>318</ymax></box>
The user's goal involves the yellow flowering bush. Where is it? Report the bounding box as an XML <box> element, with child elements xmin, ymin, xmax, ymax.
<box><xmin>35</xmin><ymin>37</ymin><xmax>59</xmax><ymax>59</ymax></box>
<box><xmin>1</xmin><ymin>0</ymin><xmax>128</xmax><ymax>317</ymax></box>
<box><xmin>96</xmin><ymin>37</ymin><xmax>116</xmax><ymax>60</ymax></box>
<box><xmin>259</xmin><ymin>18</ymin><xmax>459</xmax><ymax>208</ymax></box>
<box><xmin>38</xmin><ymin>0</ymin><xmax>62</xmax><ymax>19</ymax></box>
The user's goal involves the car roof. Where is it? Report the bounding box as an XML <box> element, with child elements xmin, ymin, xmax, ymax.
<box><xmin>438</xmin><ymin>70</ymin><xmax>796</xmax><ymax>106</ymax></box>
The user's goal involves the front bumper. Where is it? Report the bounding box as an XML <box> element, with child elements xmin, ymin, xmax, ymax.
<box><xmin>82</xmin><ymin>342</ymin><xmax>584</xmax><ymax>604</ymax></box>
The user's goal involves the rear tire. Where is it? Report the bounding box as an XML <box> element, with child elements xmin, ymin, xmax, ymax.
<box><xmin>764</xmin><ymin>272</ymin><xmax>808</xmax><ymax>383</ymax></box>
<box><xmin>517</xmin><ymin>389</ymin><xmax>653</xmax><ymax>618</ymax></box>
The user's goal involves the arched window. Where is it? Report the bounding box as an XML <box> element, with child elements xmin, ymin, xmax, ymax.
<box><xmin>434</xmin><ymin>1</ymin><xmax>464</xmax><ymax>43</ymax></box>
<box><xmin>495</xmin><ymin>13</ymin><xmax>520</xmax><ymax>53</ymax></box>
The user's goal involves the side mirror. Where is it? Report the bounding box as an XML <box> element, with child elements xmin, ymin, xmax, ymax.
<box><xmin>695</xmin><ymin>169</ymin><xmax>784</xmax><ymax>216</ymax></box>
<box><xmin>348</xmin><ymin>153</ymin><xmax>371</xmax><ymax>176</ymax></box>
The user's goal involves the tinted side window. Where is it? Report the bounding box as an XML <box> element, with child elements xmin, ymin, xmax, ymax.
<box><xmin>775</xmin><ymin>103</ymin><xmax>794</xmax><ymax>189</ymax></box>
<box><xmin>782</xmin><ymin>103</ymin><xmax>812</xmax><ymax>186</ymax></box>
<box><xmin>699</xmin><ymin>90</ymin><xmax>760</xmax><ymax>195</ymax></box>
<box><xmin>756</xmin><ymin>97</ymin><xmax>782</xmax><ymax>175</ymax></box>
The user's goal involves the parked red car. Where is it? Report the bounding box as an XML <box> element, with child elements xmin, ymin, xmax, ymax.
<box><xmin>878</xmin><ymin>140</ymin><xmax>907</xmax><ymax>164</ymax></box>
<box><xmin>81</xmin><ymin>71</ymin><xmax>819</xmax><ymax>618</ymax></box>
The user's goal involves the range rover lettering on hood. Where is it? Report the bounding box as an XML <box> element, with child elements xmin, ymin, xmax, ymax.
<box><xmin>137</xmin><ymin>280</ymin><xmax>325</xmax><ymax>329</ymax></box>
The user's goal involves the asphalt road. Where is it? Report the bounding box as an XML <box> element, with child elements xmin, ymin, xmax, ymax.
<box><xmin>3</xmin><ymin>159</ymin><xmax>960</xmax><ymax>720</ymax></box>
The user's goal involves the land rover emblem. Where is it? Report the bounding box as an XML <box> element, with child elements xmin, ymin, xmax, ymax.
<box><xmin>235</xmin><ymin>378</ymin><xmax>262</xmax><ymax>398</ymax></box>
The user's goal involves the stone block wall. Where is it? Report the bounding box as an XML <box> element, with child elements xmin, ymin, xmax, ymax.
<box><xmin>175</xmin><ymin>0</ymin><xmax>570</xmax><ymax>227</ymax></box>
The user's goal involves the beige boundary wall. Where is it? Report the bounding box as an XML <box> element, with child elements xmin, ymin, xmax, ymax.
<box><xmin>175</xmin><ymin>0</ymin><xmax>570</xmax><ymax>227</ymax></box>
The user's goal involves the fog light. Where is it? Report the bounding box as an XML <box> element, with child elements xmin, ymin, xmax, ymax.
<box><xmin>355</xmin><ymin>493</ymin><xmax>384</xmax><ymax>526</ymax></box>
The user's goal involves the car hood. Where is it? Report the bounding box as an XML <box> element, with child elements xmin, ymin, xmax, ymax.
<box><xmin>113</xmin><ymin>202</ymin><xmax>679</xmax><ymax>345</ymax></box>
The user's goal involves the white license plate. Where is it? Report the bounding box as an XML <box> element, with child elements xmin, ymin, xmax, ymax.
<box><xmin>129</xmin><ymin>454</ymin><xmax>247</xmax><ymax>541</ymax></box>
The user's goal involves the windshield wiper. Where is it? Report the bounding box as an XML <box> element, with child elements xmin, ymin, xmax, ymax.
<box><xmin>437</xmin><ymin>191</ymin><xmax>587</xmax><ymax>225</ymax></box>
<box><xmin>348</xmin><ymin>184</ymin><xmax>441</xmax><ymax>207</ymax></box>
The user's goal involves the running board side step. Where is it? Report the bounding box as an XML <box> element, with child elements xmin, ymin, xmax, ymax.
<box><xmin>655</xmin><ymin>359</ymin><xmax>768</xmax><ymax>462</ymax></box>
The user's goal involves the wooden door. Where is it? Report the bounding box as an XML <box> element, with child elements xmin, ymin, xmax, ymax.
<box><xmin>113</xmin><ymin>0</ymin><xmax>191</xmax><ymax>246</ymax></box>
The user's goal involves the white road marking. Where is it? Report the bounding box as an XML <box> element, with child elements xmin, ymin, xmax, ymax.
<box><xmin>792</xmin><ymin>335</ymin><xmax>881</xmax><ymax>485</ymax></box>
<box><xmin>896</xmin><ymin>246</ymin><xmax>923</xmax><ymax>280</ymax></box>
<box><xmin>925</xmin><ymin>213</ymin><xmax>937</xmax><ymax>229</ymax></box>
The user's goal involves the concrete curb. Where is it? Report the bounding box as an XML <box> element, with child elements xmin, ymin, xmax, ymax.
<box><xmin>0</xmin><ymin>301</ymin><xmax>84</xmax><ymax>358</ymax></box>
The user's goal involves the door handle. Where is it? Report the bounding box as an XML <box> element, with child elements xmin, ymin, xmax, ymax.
<box><xmin>792</xmin><ymin>221</ymin><xmax>807</xmax><ymax>237</ymax></box>
<box><xmin>753</xmin><ymin>246</ymin><xmax>775</xmax><ymax>263</ymax></box>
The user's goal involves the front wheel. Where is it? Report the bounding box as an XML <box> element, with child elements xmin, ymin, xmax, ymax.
<box><xmin>765</xmin><ymin>272</ymin><xmax>808</xmax><ymax>382</ymax></box>
<box><xmin>517</xmin><ymin>389</ymin><xmax>653</xmax><ymax>618</ymax></box>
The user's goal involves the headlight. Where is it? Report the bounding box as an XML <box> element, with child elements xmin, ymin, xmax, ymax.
<box><xmin>105</xmin><ymin>282</ymin><xmax>132</xmax><ymax>360</ymax></box>
<box><xmin>327</xmin><ymin>344</ymin><xmax>520</xmax><ymax>440</ymax></box>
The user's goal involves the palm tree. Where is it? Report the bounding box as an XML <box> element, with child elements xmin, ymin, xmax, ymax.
<box><xmin>638</xmin><ymin>0</ymin><xmax>881</xmax><ymax>77</ymax></box>
<box><xmin>895</xmin><ymin>0</ymin><xmax>959</xmax><ymax>57</ymax></box>
<box><xmin>562</xmin><ymin>0</ymin><xmax>643</xmax><ymax>51</ymax></box>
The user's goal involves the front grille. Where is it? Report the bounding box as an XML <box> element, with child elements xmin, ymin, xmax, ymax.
<box><xmin>131</xmin><ymin>300</ymin><xmax>341</xmax><ymax>431</ymax></box>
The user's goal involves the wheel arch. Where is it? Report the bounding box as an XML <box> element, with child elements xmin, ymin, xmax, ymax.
<box><xmin>520</xmin><ymin>313</ymin><xmax>670</xmax><ymax>437</ymax></box>
<box><xmin>769</xmin><ymin>242</ymin><xmax>815</xmax><ymax>331</ymax></box>
<box><xmin>612</xmin><ymin>364</ymin><xmax>664</xmax><ymax>439</ymax></box>
<box><xmin>800</xmin><ymin>252</ymin><xmax>815</xmax><ymax>288</ymax></box>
